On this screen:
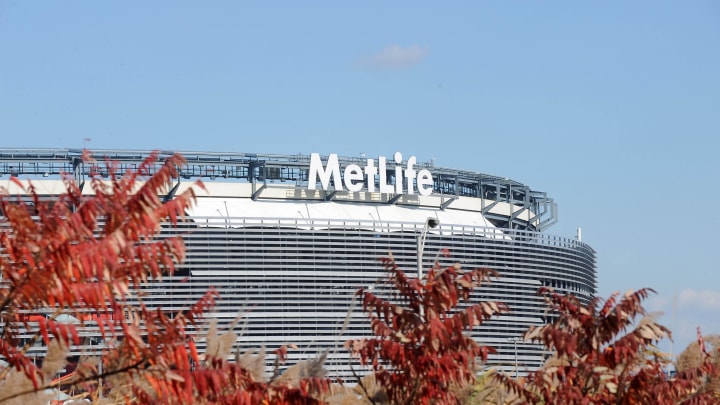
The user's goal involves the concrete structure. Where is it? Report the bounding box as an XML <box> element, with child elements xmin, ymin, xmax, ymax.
<box><xmin>0</xmin><ymin>149</ymin><xmax>596</xmax><ymax>379</ymax></box>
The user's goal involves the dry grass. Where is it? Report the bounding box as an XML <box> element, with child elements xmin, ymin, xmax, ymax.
<box><xmin>0</xmin><ymin>339</ymin><xmax>68</xmax><ymax>405</ymax></box>
<box><xmin>271</xmin><ymin>351</ymin><xmax>327</xmax><ymax>388</ymax></box>
<box><xmin>204</xmin><ymin>320</ymin><xmax>238</xmax><ymax>361</ymax></box>
<box><xmin>236</xmin><ymin>346</ymin><xmax>266</xmax><ymax>382</ymax></box>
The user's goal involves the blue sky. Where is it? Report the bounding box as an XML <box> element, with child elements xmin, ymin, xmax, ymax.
<box><xmin>1</xmin><ymin>1</ymin><xmax>719</xmax><ymax>357</ymax></box>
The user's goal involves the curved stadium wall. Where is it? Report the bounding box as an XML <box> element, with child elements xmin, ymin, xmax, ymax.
<box><xmin>0</xmin><ymin>149</ymin><xmax>597</xmax><ymax>379</ymax></box>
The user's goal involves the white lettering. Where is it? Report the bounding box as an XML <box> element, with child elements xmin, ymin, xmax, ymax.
<box><xmin>405</xmin><ymin>156</ymin><xmax>417</xmax><ymax>195</ymax></box>
<box><xmin>307</xmin><ymin>152</ymin><xmax>433</xmax><ymax>197</ymax></box>
<box><xmin>344</xmin><ymin>164</ymin><xmax>364</xmax><ymax>192</ymax></box>
<box><xmin>417</xmin><ymin>169</ymin><xmax>433</xmax><ymax>196</ymax></box>
<box><xmin>378</xmin><ymin>156</ymin><xmax>394</xmax><ymax>193</ymax></box>
<box><xmin>365</xmin><ymin>158</ymin><xmax>377</xmax><ymax>192</ymax></box>
<box><xmin>308</xmin><ymin>153</ymin><xmax>342</xmax><ymax>191</ymax></box>
<box><xmin>394</xmin><ymin>152</ymin><xmax>403</xmax><ymax>194</ymax></box>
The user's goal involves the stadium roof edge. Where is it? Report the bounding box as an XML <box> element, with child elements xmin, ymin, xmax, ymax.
<box><xmin>0</xmin><ymin>148</ymin><xmax>557</xmax><ymax>231</ymax></box>
<box><xmin>0</xmin><ymin>148</ymin><xmax>528</xmax><ymax>186</ymax></box>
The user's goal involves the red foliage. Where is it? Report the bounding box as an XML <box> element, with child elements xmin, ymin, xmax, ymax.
<box><xmin>1</xmin><ymin>152</ymin><xmax>198</xmax><ymax>390</ymax></box>
<box><xmin>347</xmin><ymin>254</ymin><xmax>507</xmax><ymax>404</ymax></box>
<box><xmin>500</xmin><ymin>287</ymin><xmax>719</xmax><ymax>404</ymax></box>
<box><xmin>0</xmin><ymin>151</ymin><xmax>329</xmax><ymax>404</ymax></box>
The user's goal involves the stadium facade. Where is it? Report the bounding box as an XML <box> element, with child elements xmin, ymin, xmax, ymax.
<box><xmin>0</xmin><ymin>149</ymin><xmax>597</xmax><ymax>379</ymax></box>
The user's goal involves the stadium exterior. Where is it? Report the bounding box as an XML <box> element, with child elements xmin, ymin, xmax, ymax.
<box><xmin>0</xmin><ymin>149</ymin><xmax>597</xmax><ymax>379</ymax></box>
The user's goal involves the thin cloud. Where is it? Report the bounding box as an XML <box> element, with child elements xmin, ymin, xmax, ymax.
<box><xmin>645</xmin><ymin>289</ymin><xmax>720</xmax><ymax>357</ymax></box>
<box><xmin>361</xmin><ymin>45</ymin><xmax>429</xmax><ymax>69</ymax></box>
<box><xmin>646</xmin><ymin>294</ymin><xmax>670</xmax><ymax>313</ymax></box>
<box><xmin>678</xmin><ymin>288</ymin><xmax>720</xmax><ymax>310</ymax></box>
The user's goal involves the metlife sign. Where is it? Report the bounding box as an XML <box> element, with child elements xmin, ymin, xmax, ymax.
<box><xmin>308</xmin><ymin>152</ymin><xmax>434</xmax><ymax>196</ymax></box>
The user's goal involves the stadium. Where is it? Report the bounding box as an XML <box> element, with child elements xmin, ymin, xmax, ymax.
<box><xmin>0</xmin><ymin>148</ymin><xmax>597</xmax><ymax>379</ymax></box>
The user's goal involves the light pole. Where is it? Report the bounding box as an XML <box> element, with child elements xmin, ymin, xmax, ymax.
<box><xmin>508</xmin><ymin>337</ymin><xmax>521</xmax><ymax>379</ymax></box>
<box><xmin>417</xmin><ymin>217</ymin><xmax>440</xmax><ymax>281</ymax></box>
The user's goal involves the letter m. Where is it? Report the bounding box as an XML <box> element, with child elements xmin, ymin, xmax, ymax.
<box><xmin>308</xmin><ymin>153</ymin><xmax>343</xmax><ymax>191</ymax></box>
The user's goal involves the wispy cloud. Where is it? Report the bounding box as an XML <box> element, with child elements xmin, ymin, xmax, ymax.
<box><xmin>360</xmin><ymin>45</ymin><xmax>429</xmax><ymax>69</ymax></box>
<box><xmin>678</xmin><ymin>288</ymin><xmax>720</xmax><ymax>310</ymax></box>
<box><xmin>646</xmin><ymin>288</ymin><xmax>720</xmax><ymax>358</ymax></box>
